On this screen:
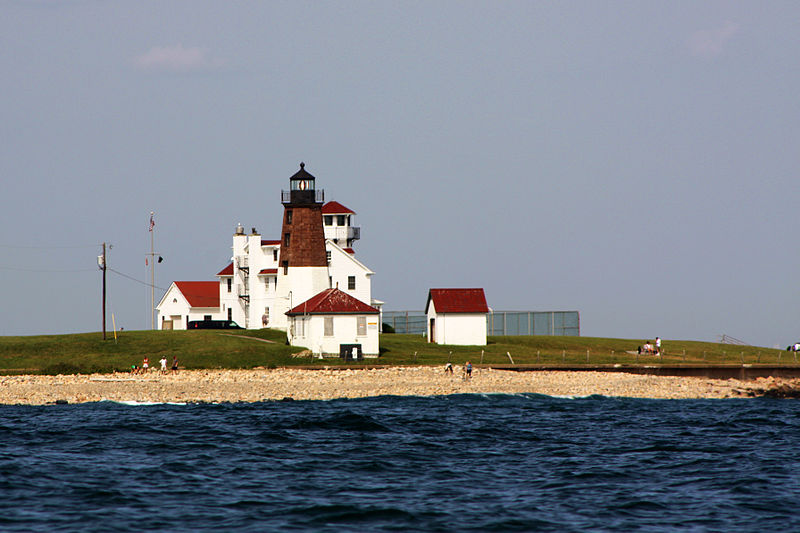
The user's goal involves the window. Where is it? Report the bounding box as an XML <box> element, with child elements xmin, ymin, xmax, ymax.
<box><xmin>357</xmin><ymin>316</ymin><xmax>366</xmax><ymax>336</ymax></box>
<box><xmin>286</xmin><ymin>210</ymin><xmax>293</xmax><ymax>224</ymax></box>
<box><xmin>324</xmin><ymin>215</ymin><xmax>333</xmax><ymax>226</ymax></box>
<box><xmin>337</xmin><ymin>215</ymin><xmax>345</xmax><ymax>226</ymax></box>
<box><xmin>204</xmin><ymin>315</ymin><xmax>212</xmax><ymax>321</ymax></box>
<box><xmin>326</xmin><ymin>251</ymin><xmax>331</xmax><ymax>265</ymax></box>
<box><xmin>273</xmin><ymin>249</ymin><xmax>278</xmax><ymax>261</ymax></box>
<box><xmin>227</xmin><ymin>279</ymin><xmax>232</xmax><ymax>293</ymax></box>
<box><xmin>284</xmin><ymin>233</ymin><xmax>290</xmax><ymax>247</ymax></box>
<box><xmin>228</xmin><ymin>308</ymin><xmax>232</xmax><ymax>321</ymax></box>
<box><xmin>324</xmin><ymin>317</ymin><xmax>334</xmax><ymax>336</ymax></box>
<box><xmin>292</xmin><ymin>317</ymin><xmax>305</xmax><ymax>337</ymax></box>
<box><xmin>265</xmin><ymin>278</ymin><xmax>270</xmax><ymax>291</ymax></box>
<box><xmin>282</xmin><ymin>261</ymin><xmax>288</xmax><ymax>275</ymax></box>
<box><xmin>262</xmin><ymin>308</ymin><xmax>269</xmax><ymax>327</ymax></box>
<box><xmin>348</xmin><ymin>276</ymin><xmax>356</xmax><ymax>290</ymax></box>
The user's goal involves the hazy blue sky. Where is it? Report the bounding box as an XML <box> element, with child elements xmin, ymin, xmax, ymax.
<box><xmin>2</xmin><ymin>1</ymin><xmax>798</xmax><ymax>347</ymax></box>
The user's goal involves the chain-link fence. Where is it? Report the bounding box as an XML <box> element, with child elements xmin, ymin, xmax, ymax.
<box><xmin>382</xmin><ymin>311</ymin><xmax>580</xmax><ymax>336</ymax></box>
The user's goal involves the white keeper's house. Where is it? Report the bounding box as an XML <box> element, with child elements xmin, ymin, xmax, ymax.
<box><xmin>157</xmin><ymin>164</ymin><xmax>383</xmax><ymax>356</ymax></box>
<box><xmin>425</xmin><ymin>288</ymin><xmax>489</xmax><ymax>346</ymax></box>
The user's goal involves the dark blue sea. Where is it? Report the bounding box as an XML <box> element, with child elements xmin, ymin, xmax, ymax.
<box><xmin>1</xmin><ymin>394</ymin><xmax>799</xmax><ymax>532</ymax></box>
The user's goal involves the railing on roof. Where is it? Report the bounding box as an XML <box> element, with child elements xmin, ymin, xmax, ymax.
<box><xmin>281</xmin><ymin>189</ymin><xmax>325</xmax><ymax>204</ymax></box>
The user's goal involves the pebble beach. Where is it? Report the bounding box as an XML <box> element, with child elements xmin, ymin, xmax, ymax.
<box><xmin>0</xmin><ymin>366</ymin><xmax>782</xmax><ymax>405</ymax></box>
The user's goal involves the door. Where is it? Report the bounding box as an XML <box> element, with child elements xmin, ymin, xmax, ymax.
<box><xmin>429</xmin><ymin>318</ymin><xmax>435</xmax><ymax>343</ymax></box>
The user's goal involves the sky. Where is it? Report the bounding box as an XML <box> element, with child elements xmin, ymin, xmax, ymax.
<box><xmin>1</xmin><ymin>1</ymin><xmax>798</xmax><ymax>348</ymax></box>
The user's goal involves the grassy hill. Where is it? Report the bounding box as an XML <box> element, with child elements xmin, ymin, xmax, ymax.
<box><xmin>0</xmin><ymin>330</ymin><xmax>792</xmax><ymax>375</ymax></box>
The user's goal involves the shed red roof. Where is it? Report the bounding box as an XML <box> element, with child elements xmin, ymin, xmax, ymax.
<box><xmin>343</xmin><ymin>247</ymin><xmax>355</xmax><ymax>254</ymax></box>
<box><xmin>426</xmin><ymin>288</ymin><xmax>488</xmax><ymax>314</ymax></box>
<box><xmin>261</xmin><ymin>240</ymin><xmax>281</xmax><ymax>246</ymax></box>
<box><xmin>322</xmin><ymin>201</ymin><xmax>355</xmax><ymax>215</ymax></box>
<box><xmin>286</xmin><ymin>288</ymin><xmax>379</xmax><ymax>316</ymax></box>
<box><xmin>217</xmin><ymin>263</ymin><xmax>233</xmax><ymax>276</ymax></box>
<box><xmin>259</xmin><ymin>268</ymin><xmax>278</xmax><ymax>275</ymax></box>
<box><xmin>175</xmin><ymin>281</ymin><xmax>220</xmax><ymax>308</ymax></box>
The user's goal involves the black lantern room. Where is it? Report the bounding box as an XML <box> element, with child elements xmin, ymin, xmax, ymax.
<box><xmin>283</xmin><ymin>162</ymin><xmax>323</xmax><ymax>205</ymax></box>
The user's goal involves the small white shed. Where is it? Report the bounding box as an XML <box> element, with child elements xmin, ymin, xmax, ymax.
<box><xmin>286</xmin><ymin>288</ymin><xmax>380</xmax><ymax>357</ymax></box>
<box><xmin>425</xmin><ymin>288</ymin><xmax>488</xmax><ymax>346</ymax></box>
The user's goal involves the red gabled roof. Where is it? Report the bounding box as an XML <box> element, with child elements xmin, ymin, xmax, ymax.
<box><xmin>286</xmin><ymin>288</ymin><xmax>379</xmax><ymax>316</ymax></box>
<box><xmin>261</xmin><ymin>240</ymin><xmax>281</xmax><ymax>246</ymax></box>
<box><xmin>426</xmin><ymin>288</ymin><xmax>488</xmax><ymax>314</ymax></box>
<box><xmin>174</xmin><ymin>281</ymin><xmax>220</xmax><ymax>308</ymax></box>
<box><xmin>343</xmin><ymin>248</ymin><xmax>355</xmax><ymax>254</ymax></box>
<box><xmin>217</xmin><ymin>263</ymin><xmax>233</xmax><ymax>276</ymax></box>
<box><xmin>322</xmin><ymin>201</ymin><xmax>355</xmax><ymax>215</ymax></box>
<box><xmin>259</xmin><ymin>268</ymin><xmax>278</xmax><ymax>275</ymax></box>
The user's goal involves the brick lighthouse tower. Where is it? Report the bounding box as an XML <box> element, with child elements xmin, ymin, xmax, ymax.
<box><xmin>273</xmin><ymin>163</ymin><xmax>330</xmax><ymax>329</ymax></box>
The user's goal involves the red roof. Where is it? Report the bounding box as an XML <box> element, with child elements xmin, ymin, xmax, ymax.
<box><xmin>261</xmin><ymin>240</ymin><xmax>281</xmax><ymax>246</ymax></box>
<box><xmin>322</xmin><ymin>201</ymin><xmax>355</xmax><ymax>215</ymax></box>
<box><xmin>343</xmin><ymin>247</ymin><xmax>355</xmax><ymax>254</ymax></box>
<box><xmin>174</xmin><ymin>281</ymin><xmax>220</xmax><ymax>308</ymax></box>
<box><xmin>426</xmin><ymin>288</ymin><xmax>488</xmax><ymax>314</ymax></box>
<box><xmin>259</xmin><ymin>268</ymin><xmax>278</xmax><ymax>275</ymax></box>
<box><xmin>286</xmin><ymin>288</ymin><xmax>379</xmax><ymax>316</ymax></box>
<box><xmin>217</xmin><ymin>263</ymin><xmax>233</xmax><ymax>276</ymax></box>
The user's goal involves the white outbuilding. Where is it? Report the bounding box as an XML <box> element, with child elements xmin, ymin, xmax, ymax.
<box><xmin>286</xmin><ymin>288</ymin><xmax>380</xmax><ymax>357</ymax></box>
<box><xmin>156</xmin><ymin>281</ymin><xmax>224</xmax><ymax>330</ymax></box>
<box><xmin>425</xmin><ymin>288</ymin><xmax>489</xmax><ymax>346</ymax></box>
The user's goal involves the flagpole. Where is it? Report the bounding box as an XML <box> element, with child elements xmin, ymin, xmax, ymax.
<box><xmin>150</xmin><ymin>211</ymin><xmax>155</xmax><ymax>330</ymax></box>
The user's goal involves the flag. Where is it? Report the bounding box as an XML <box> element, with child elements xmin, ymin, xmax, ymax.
<box><xmin>149</xmin><ymin>212</ymin><xmax>155</xmax><ymax>232</ymax></box>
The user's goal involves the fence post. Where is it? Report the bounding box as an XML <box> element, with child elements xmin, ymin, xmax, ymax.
<box><xmin>740</xmin><ymin>351</ymin><xmax>744</xmax><ymax>364</ymax></box>
<box><xmin>537</xmin><ymin>350</ymin><xmax>540</xmax><ymax>363</ymax></box>
<box><xmin>413</xmin><ymin>351</ymin><xmax>417</xmax><ymax>363</ymax></box>
<box><xmin>506</xmin><ymin>351</ymin><xmax>514</xmax><ymax>364</ymax></box>
<box><xmin>480</xmin><ymin>350</ymin><xmax>484</xmax><ymax>365</ymax></box>
<box><xmin>586</xmin><ymin>349</ymin><xmax>589</xmax><ymax>363</ymax></box>
<box><xmin>562</xmin><ymin>349</ymin><xmax>565</xmax><ymax>363</ymax></box>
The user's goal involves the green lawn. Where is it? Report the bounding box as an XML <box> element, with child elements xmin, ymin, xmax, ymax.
<box><xmin>0</xmin><ymin>330</ymin><xmax>793</xmax><ymax>375</ymax></box>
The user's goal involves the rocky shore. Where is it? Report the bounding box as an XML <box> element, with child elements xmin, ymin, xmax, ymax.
<box><xmin>1</xmin><ymin>367</ymin><xmax>796</xmax><ymax>405</ymax></box>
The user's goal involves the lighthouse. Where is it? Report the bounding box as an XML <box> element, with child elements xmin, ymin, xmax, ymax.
<box><xmin>273</xmin><ymin>163</ymin><xmax>330</xmax><ymax>329</ymax></box>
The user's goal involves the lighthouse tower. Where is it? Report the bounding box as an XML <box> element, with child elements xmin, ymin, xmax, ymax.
<box><xmin>273</xmin><ymin>163</ymin><xmax>330</xmax><ymax>330</ymax></box>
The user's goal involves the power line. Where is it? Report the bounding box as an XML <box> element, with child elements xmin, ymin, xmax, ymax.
<box><xmin>108</xmin><ymin>267</ymin><xmax>169</xmax><ymax>291</ymax></box>
<box><xmin>0</xmin><ymin>243</ymin><xmax>100</xmax><ymax>249</ymax></box>
<box><xmin>0</xmin><ymin>265</ymin><xmax>97</xmax><ymax>273</ymax></box>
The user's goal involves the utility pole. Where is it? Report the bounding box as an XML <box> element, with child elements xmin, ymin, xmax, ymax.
<box><xmin>99</xmin><ymin>242</ymin><xmax>107</xmax><ymax>340</ymax></box>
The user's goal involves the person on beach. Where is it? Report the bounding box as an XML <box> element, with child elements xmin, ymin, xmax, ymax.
<box><xmin>444</xmin><ymin>362</ymin><xmax>453</xmax><ymax>374</ymax></box>
<box><xmin>142</xmin><ymin>356</ymin><xmax>149</xmax><ymax>373</ymax></box>
<box><xmin>171</xmin><ymin>356</ymin><xmax>179</xmax><ymax>373</ymax></box>
<box><xmin>160</xmin><ymin>357</ymin><xmax>167</xmax><ymax>373</ymax></box>
<box><xmin>465</xmin><ymin>361</ymin><xmax>472</xmax><ymax>380</ymax></box>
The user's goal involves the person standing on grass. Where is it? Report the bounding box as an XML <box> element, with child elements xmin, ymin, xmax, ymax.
<box><xmin>655</xmin><ymin>337</ymin><xmax>662</xmax><ymax>355</ymax></box>
<box><xmin>142</xmin><ymin>356</ymin><xmax>149</xmax><ymax>373</ymax></box>
<box><xmin>160</xmin><ymin>356</ymin><xmax>167</xmax><ymax>373</ymax></box>
<box><xmin>171</xmin><ymin>355</ymin><xmax>179</xmax><ymax>373</ymax></box>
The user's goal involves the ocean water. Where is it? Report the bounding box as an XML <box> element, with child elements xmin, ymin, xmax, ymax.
<box><xmin>1</xmin><ymin>394</ymin><xmax>799</xmax><ymax>532</ymax></box>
